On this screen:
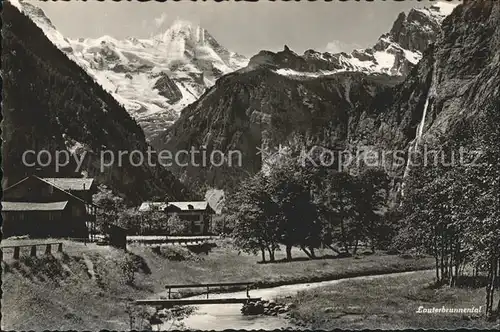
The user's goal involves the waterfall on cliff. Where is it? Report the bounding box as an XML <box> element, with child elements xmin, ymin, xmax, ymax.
<box><xmin>401</xmin><ymin>61</ymin><xmax>438</xmax><ymax>198</ymax></box>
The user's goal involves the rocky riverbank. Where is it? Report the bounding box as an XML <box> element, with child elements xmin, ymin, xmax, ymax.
<box><xmin>241</xmin><ymin>299</ymin><xmax>296</xmax><ymax>316</ymax></box>
<box><xmin>240</xmin><ymin>299</ymin><xmax>313</xmax><ymax>328</ymax></box>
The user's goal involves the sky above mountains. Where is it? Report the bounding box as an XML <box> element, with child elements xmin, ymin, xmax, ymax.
<box><xmin>35</xmin><ymin>0</ymin><xmax>457</xmax><ymax>56</ymax></box>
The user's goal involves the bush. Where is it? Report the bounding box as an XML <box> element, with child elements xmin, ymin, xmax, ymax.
<box><xmin>151</xmin><ymin>246</ymin><xmax>203</xmax><ymax>262</ymax></box>
<box><xmin>120</xmin><ymin>253</ymin><xmax>151</xmax><ymax>285</ymax></box>
<box><xmin>167</xmin><ymin>214</ymin><xmax>189</xmax><ymax>235</ymax></box>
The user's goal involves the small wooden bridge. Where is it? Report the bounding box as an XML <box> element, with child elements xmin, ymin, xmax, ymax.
<box><xmin>135</xmin><ymin>281</ymin><xmax>261</xmax><ymax>307</ymax></box>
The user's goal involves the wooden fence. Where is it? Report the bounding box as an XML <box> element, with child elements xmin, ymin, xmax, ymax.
<box><xmin>0</xmin><ymin>242</ymin><xmax>63</xmax><ymax>261</ymax></box>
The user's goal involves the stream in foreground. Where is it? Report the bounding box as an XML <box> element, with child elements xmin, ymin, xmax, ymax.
<box><xmin>160</xmin><ymin>270</ymin><xmax>429</xmax><ymax>330</ymax></box>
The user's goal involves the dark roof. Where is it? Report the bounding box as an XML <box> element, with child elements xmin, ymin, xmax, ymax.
<box><xmin>138</xmin><ymin>202</ymin><xmax>167</xmax><ymax>212</ymax></box>
<box><xmin>35</xmin><ymin>176</ymin><xmax>101</xmax><ymax>208</ymax></box>
<box><xmin>2</xmin><ymin>201</ymin><xmax>69</xmax><ymax>212</ymax></box>
<box><xmin>168</xmin><ymin>201</ymin><xmax>210</xmax><ymax>211</ymax></box>
<box><xmin>3</xmin><ymin>176</ymin><xmax>101</xmax><ymax>209</ymax></box>
<box><xmin>3</xmin><ymin>177</ymin><xmax>31</xmax><ymax>192</ymax></box>
<box><xmin>41</xmin><ymin>178</ymin><xmax>94</xmax><ymax>191</ymax></box>
<box><xmin>138</xmin><ymin>201</ymin><xmax>215</xmax><ymax>213</ymax></box>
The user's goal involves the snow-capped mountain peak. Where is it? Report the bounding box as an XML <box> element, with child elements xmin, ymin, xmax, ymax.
<box><xmin>155</xmin><ymin>19</ymin><xmax>205</xmax><ymax>44</ymax></box>
<box><xmin>12</xmin><ymin>0</ymin><xmax>456</xmax><ymax>144</ymax></box>
<box><xmin>66</xmin><ymin>22</ymin><xmax>249</xmax><ymax>141</ymax></box>
<box><xmin>150</xmin><ymin>19</ymin><xmax>241</xmax><ymax>70</ymax></box>
<box><xmin>251</xmin><ymin>1</ymin><xmax>458</xmax><ymax>78</ymax></box>
<box><xmin>12</xmin><ymin>0</ymin><xmax>248</xmax><ymax>141</ymax></box>
<box><xmin>11</xmin><ymin>0</ymin><xmax>74</xmax><ymax>52</ymax></box>
<box><xmin>422</xmin><ymin>1</ymin><xmax>458</xmax><ymax>17</ymax></box>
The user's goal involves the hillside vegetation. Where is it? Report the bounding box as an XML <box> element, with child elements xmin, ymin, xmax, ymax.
<box><xmin>2</xmin><ymin>2</ymin><xmax>188</xmax><ymax>203</ymax></box>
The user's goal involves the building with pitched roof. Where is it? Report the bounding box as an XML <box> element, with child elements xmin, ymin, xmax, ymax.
<box><xmin>2</xmin><ymin>175</ymin><xmax>98</xmax><ymax>239</ymax></box>
<box><xmin>138</xmin><ymin>201</ymin><xmax>215</xmax><ymax>235</ymax></box>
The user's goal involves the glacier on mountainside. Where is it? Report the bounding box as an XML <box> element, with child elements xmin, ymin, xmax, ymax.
<box><xmin>11</xmin><ymin>0</ymin><xmax>248</xmax><ymax>141</ymax></box>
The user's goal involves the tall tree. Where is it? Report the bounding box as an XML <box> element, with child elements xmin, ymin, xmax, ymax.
<box><xmin>314</xmin><ymin>170</ymin><xmax>358</xmax><ymax>254</ymax></box>
<box><xmin>268</xmin><ymin>163</ymin><xmax>320</xmax><ymax>260</ymax></box>
<box><xmin>228</xmin><ymin>173</ymin><xmax>280</xmax><ymax>262</ymax></box>
<box><xmin>394</xmin><ymin>108</ymin><xmax>500</xmax><ymax>318</ymax></box>
<box><xmin>355</xmin><ymin>168</ymin><xmax>390</xmax><ymax>253</ymax></box>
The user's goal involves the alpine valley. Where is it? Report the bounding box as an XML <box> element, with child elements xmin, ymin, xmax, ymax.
<box><xmin>3</xmin><ymin>0</ymin><xmax>190</xmax><ymax>203</ymax></box>
<box><xmin>6</xmin><ymin>0</ymin><xmax>499</xmax><ymax>200</ymax></box>
<box><xmin>14</xmin><ymin>0</ymin><xmax>248</xmax><ymax>142</ymax></box>
<box><xmin>14</xmin><ymin>0</ymin><xmax>453</xmax><ymax>145</ymax></box>
<box><xmin>157</xmin><ymin>1</ymin><xmax>480</xmax><ymax>192</ymax></box>
<box><xmin>2</xmin><ymin>1</ymin><xmax>500</xmax><ymax>330</ymax></box>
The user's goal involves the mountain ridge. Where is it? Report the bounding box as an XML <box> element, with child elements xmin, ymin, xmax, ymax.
<box><xmin>249</xmin><ymin>2</ymin><xmax>457</xmax><ymax>78</ymax></box>
<box><xmin>3</xmin><ymin>0</ymin><xmax>190</xmax><ymax>203</ymax></box>
<box><xmin>155</xmin><ymin>2</ymin><xmax>461</xmax><ymax>191</ymax></box>
<box><xmin>11</xmin><ymin>0</ymin><xmax>248</xmax><ymax>142</ymax></box>
<box><xmin>14</xmin><ymin>0</ymin><xmax>456</xmax><ymax>146</ymax></box>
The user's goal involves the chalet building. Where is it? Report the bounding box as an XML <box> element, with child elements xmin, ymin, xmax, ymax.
<box><xmin>2</xmin><ymin>175</ymin><xmax>98</xmax><ymax>239</ymax></box>
<box><xmin>138</xmin><ymin>201</ymin><xmax>215</xmax><ymax>235</ymax></box>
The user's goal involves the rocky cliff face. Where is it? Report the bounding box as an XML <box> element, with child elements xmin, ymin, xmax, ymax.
<box><xmin>156</xmin><ymin>68</ymin><xmax>402</xmax><ymax>189</ymax></box>
<box><xmin>395</xmin><ymin>0</ymin><xmax>500</xmax><ymax>160</ymax></box>
<box><xmin>3</xmin><ymin>1</ymin><xmax>190</xmax><ymax>203</ymax></box>
<box><xmin>157</xmin><ymin>2</ymin><xmax>466</xmax><ymax>190</ymax></box>
<box><xmin>322</xmin><ymin>0</ymin><xmax>500</xmax><ymax>194</ymax></box>
<box><xmin>16</xmin><ymin>0</ymin><xmax>455</xmax><ymax>146</ymax></box>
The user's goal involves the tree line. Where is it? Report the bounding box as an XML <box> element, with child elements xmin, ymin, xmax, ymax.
<box><xmin>393</xmin><ymin>107</ymin><xmax>499</xmax><ymax>319</ymax></box>
<box><xmin>225</xmin><ymin>105</ymin><xmax>499</xmax><ymax>319</ymax></box>
<box><xmin>93</xmin><ymin>185</ymin><xmax>189</xmax><ymax>235</ymax></box>
<box><xmin>225</xmin><ymin>162</ymin><xmax>391</xmax><ymax>262</ymax></box>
